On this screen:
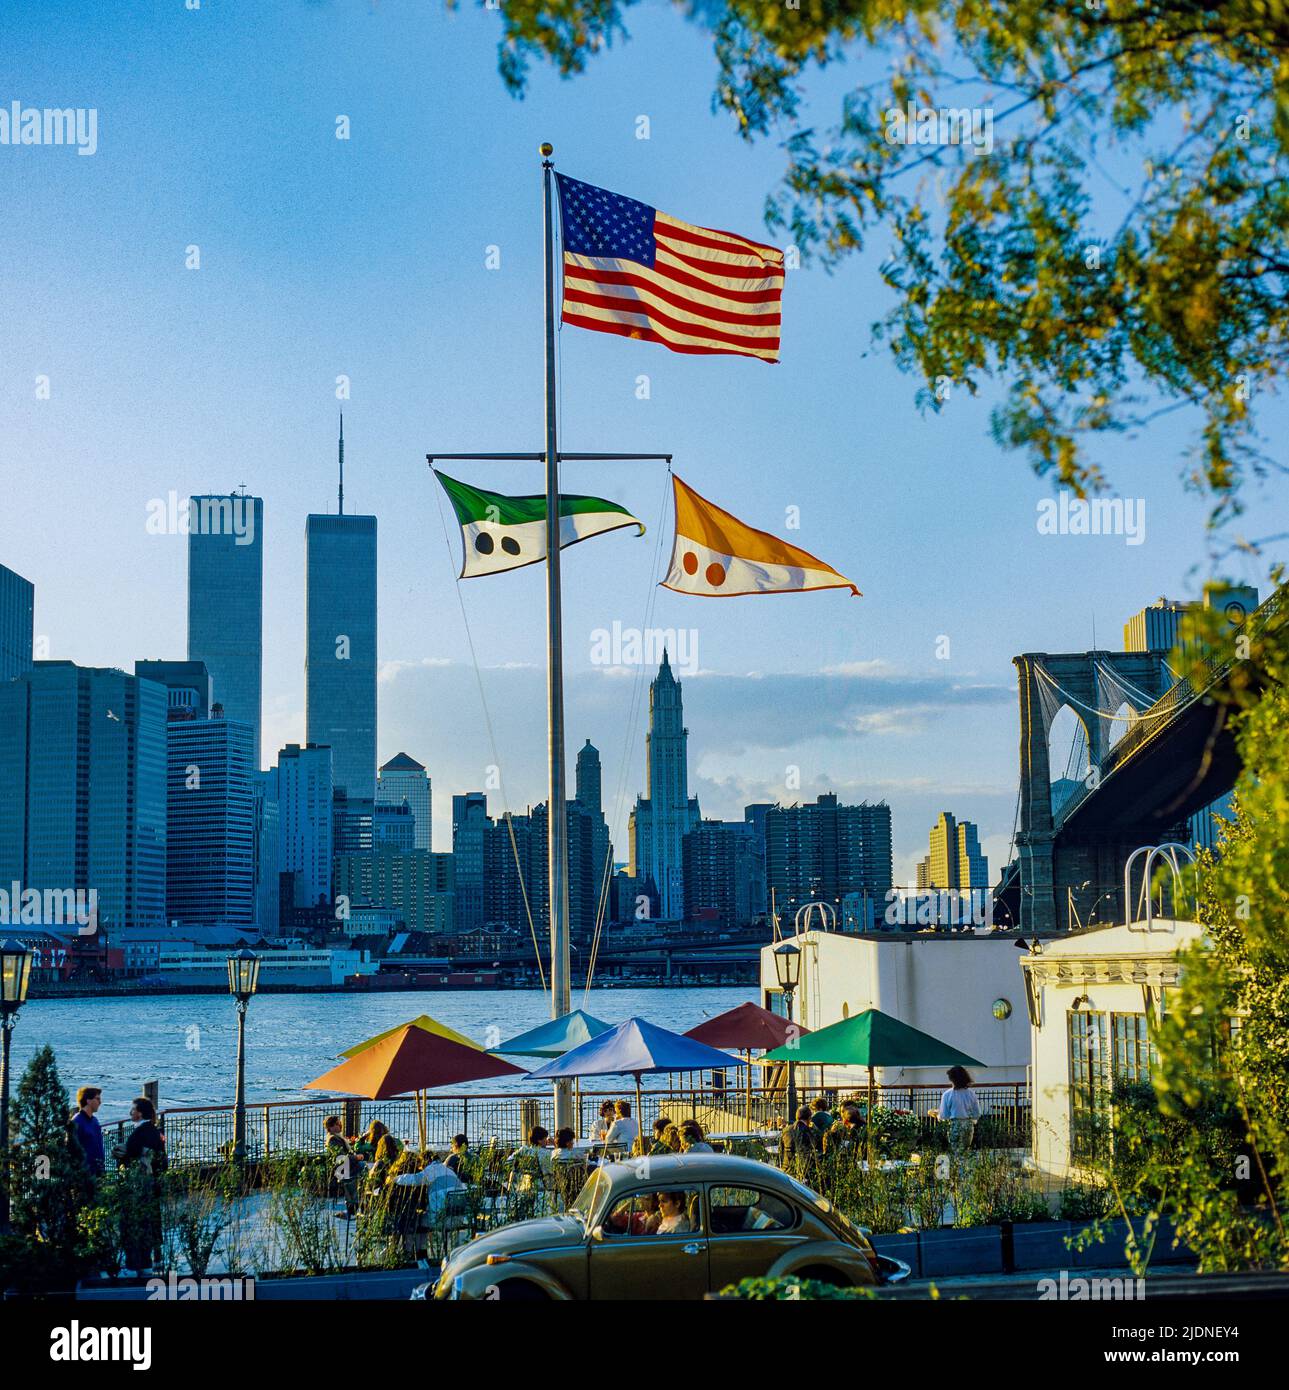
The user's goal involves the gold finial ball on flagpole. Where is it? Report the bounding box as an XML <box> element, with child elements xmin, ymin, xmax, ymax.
<box><xmin>540</xmin><ymin>142</ymin><xmax>554</xmax><ymax>158</ymax></box>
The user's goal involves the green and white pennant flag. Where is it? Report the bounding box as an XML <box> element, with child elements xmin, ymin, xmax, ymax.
<box><xmin>435</xmin><ymin>470</ymin><xmax>645</xmax><ymax>578</ymax></box>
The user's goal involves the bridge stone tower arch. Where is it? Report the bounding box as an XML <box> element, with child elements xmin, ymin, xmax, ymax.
<box><xmin>1014</xmin><ymin>650</ymin><xmax>1174</xmax><ymax>932</ymax></box>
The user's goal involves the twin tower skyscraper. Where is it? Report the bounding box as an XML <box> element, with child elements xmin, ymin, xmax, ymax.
<box><xmin>187</xmin><ymin>418</ymin><xmax>377</xmax><ymax>796</ymax></box>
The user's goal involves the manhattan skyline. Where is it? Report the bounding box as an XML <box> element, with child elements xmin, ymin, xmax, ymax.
<box><xmin>3</xmin><ymin>2</ymin><xmax>1286</xmax><ymax>884</ymax></box>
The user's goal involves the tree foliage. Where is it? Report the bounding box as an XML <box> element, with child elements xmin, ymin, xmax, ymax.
<box><xmin>1088</xmin><ymin>587</ymin><xmax>1289</xmax><ymax>1271</ymax></box>
<box><xmin>493</xmin><ymin>0</ymin><xmax>1289</xmax><ymax>524</ymax></box>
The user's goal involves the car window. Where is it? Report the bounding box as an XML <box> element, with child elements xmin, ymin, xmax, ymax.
<box><xmin>570</xmin><ymin>1167</ymin><xmax>610</xmax><ymax>1222</ymax></box>
<box><xmin>709</xmin><ymin>1186</ymin><xmax>798</xmax><ymax>1235</ymax></box>
<box><xmin>602</xmin><ymin>1189</ymin><xmax>701</xmax><ymax>1238</ymax></box>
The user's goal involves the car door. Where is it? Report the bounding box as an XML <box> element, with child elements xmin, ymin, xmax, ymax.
<box><xmin>588</xmin><ymin>1187</ymin><xmax>709</xmax><ymax>1299</ymax></box>
<box><xmin>705</xmin><ymin>1184</ymin><xmax>809</xmax><ymax>1293</ymax></box>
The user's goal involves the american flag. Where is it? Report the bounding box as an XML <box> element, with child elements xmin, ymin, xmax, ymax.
<box><xmin>556</xmin><ymin>174</ymin><xmax>784</xmax><ymax>363</ymax></box>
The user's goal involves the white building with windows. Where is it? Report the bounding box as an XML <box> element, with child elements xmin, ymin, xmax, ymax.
<box><xmin>1019</xmin><ymin>916</ymin><xmax>1205</xmax><ymax>1181</ymax></box>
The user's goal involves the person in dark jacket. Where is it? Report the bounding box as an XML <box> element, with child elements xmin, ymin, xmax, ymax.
<box><xmin>122</xmin><ymin>1096</ymin><xmax>166</xmax><ymax>1173</ymax></box>
<box><xmin>118</xmin><ymin>1097</ymin><xmax>166</xmax><ymax>1274</ymax></box>
<box><xmin>779</xmin><ymin>1105</ymin><xmax>820</xmax><ymax>1176</ymax></box>
<box><xmin>70</xmin><ymin>1086</ymin><xmax>106</xmax><ymax>1177</ymax></box>
<box><xmin>809</xmin><ymin>1097</ymin><xmax>834</xmax><ymax>1142</ymax></box>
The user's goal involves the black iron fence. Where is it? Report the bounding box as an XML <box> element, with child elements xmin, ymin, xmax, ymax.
<box><xmin>127</xmin><ymin>1081</ymin><xmax>1029</xmax><ymax>1166</ymax></box>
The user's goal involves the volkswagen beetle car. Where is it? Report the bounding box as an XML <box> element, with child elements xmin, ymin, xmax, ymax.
<box><xmin>415</xmin><ymin>1153</ymin><xmax>910</xmax><ymax>1300</ymax></box>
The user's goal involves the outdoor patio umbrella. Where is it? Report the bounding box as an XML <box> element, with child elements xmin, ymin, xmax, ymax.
<box><xmin>490</xmin><ymin>1009</ymin><xmax>612</xmax><ymax>1058</ymax></box>
<box><xmin>336</xmin><ymin>1013</ymin><xmax>480</xmax><ymax>1059</ymax></box>
<box><xmin>492</xmin><ymin>1010</ymin><xmax>614</xmax><ymax>1129</ymax></box>
<box><xmin>526</xmin><ymin>1017</ymin><xmax>740</xmax><ymax>1143</ymax></box>
<box><xmin>684</xmin><ymin>1002</ymin><xmax>811</xmax><ymax>1125</ymax></box>
<box><xmin>306</xmin><ymin>1023</ymin><xmax>526</xmax><ymax>1149</ymax></box>
<box><xmin>761</xmin><ymin>1009</ymin><xmax>983</xmax><ymax>1162</ymax></box>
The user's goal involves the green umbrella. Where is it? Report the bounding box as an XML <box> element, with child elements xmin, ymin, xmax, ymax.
<box><xmin>762</xmin><ymin>1009</ymin><xmax>983</xmax><ymax>1164</ymax></box>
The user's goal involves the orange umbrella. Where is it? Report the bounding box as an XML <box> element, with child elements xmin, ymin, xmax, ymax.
<box><xmin>305</xmin><ymin>1024</ymin><xmax>526</xmax><ymax>1149</ymax></box>
<box><xmin>336</xmin><ymin>1013</ymin><xmax>479</xmax><ymax>1059</ymax></box>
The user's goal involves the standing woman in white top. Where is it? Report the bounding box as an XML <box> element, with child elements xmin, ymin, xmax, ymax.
<box><xmin>938</xmin><ymin>1066</ymin><xmax>982</xmax><ymax>1154</ymax></box>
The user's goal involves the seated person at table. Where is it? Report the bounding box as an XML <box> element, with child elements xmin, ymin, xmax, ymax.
<box><xmin>393</xmin><ymin>1150</ymin><xmax>465</xmax><ymax>1221</ymax></box>
<box><xmin>654</xmin><ymin>1189</ymin><xmax>693</xmax><ymax>1234</ymax></box>
<box><xmin>603</xmin><ymin>1101</ymin><xmax>640</xmax><ymax>1152</ymax></box>
<box><xmin>552</xmin><ymin>1127</ymin><xmax>581</xmax><ymax>1163</ymax></box>
<box><xmin>594</xmin><ymin>1101</ymin><xmax>617</xmax><ymax>1141</ymax></box>
<box><xmin>444</xmin><ymin>1134</ymin><xmax>469</xmax><ymax>1176</ymax></box>
<box><xmin>324</xmin><ymin>1116</ymin><xmax>361</xmax><ymax>1212</ymax></box>
<box><xmin>364</xmin><ymin>1133</ymin><xmax>403</xmax><ymax>1190</ymax></box>
<box><xmin>659</xmin><ymin>1122</ymin><xmax>683</xmax><ymax>1154</ymax></box>
<box><xmin>355</xmin><ymin>1119</ymin><xmax>400</xmax><ymax>1161</ymax></box>
<box><xmin>780</xmin><ymin>1106</ymin><xmax>819</xmax><ymax>1167</ymax></box>
<box><xmin>810</xmin><ymin>1098</ymin><xmax>835</xmax><ymax>1139</ymax></box>
<box><xmin>679</xmin><ymin>1120</ymin><xmax>713</xmax><ymax>1153</ymax></box>
<box><xmin>509</xmin><ymin>1126</ymin><xmax>554</xmax><ymax>1183</ymax></box>
<box><xmin>647</xmin><ymin>1117</ymin><xmax>675</xmax><ymax>1155</ymax></box>
<box><xmin>823</xmin><ymin>1105</ymin><xmax>864</xmax><ymax>1155</ymax></box>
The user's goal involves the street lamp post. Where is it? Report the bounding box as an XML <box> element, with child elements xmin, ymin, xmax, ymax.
<box><xmin>0</xmin><ymin>940</ymin><xmax>33</xmax><ymax>1231</ymax></box>
<box><xmin>227</xmin><ymin>950</ymin><xmax>260</xmax><ymax>1163</ymax></box>
<box><xmin>773</xmin><ymin>942</ymin><xmax>802</xmax><ymax>1121</ymax></box>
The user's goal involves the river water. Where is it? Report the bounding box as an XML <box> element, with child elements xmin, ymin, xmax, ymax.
<box><xmin>9</xmin><ymin>986</ymin><xmax>758</xmax><ymax>1115</ymax></box>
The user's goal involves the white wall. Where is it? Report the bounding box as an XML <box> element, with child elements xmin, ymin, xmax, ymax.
<box><xmin>760</xmin><ymin>931</ymin><xmax>1030</xmax><ymax>1088</ymax></box>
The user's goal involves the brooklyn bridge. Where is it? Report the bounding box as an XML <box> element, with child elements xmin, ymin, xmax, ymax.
<box><xmin>1003</xmin><ymin>587</ymin><xmax>1284</xmax><ymax>934</ymax></box>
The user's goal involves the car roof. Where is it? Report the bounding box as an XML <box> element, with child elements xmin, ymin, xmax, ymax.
<box><xmin>597</xmin><ymin>1153</ymin><xmax>797</xmax><ymax>1190</ymax></box>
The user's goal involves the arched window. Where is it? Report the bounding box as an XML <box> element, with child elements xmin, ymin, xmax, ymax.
<box><xmin>1048</xmin><ymin>705</ymin><xmax>1090</xmax><ymax>816</ymax></box>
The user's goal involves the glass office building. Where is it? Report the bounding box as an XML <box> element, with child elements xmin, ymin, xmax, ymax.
<box><xmin>0</xmin><ymin>562</ymin><xmax>34</xmax><ymax>682</ymax></box>
<box><xmin>188</xmin><ymin>493</ymin><xmax>264</xmax><ymax>768</ymax></box>
<box><xmin>166</xmin><ymin>709</ymin><xmax>256</xmax><ymax>926</ymax></box>
<box><xmin>0</xmin><ymin>663</ymin><xmax>167</xmax><ymax>930</ymax></box>
<box><xmin>305</xmin><ymin>513</ymin><xmax>377</xmax><ymax>801</ymax></box>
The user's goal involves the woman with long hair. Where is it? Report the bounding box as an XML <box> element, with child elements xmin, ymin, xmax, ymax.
<box><xmin>938</xmin><ymin>1066</ymin><xmax>982</xmax><ymax>1154</ymax></box>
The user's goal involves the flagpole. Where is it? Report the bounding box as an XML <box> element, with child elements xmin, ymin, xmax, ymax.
<box><xmin>542</xmin><ymin>141</ymin><xmax>574</xmax><ymax>1132</ymax></box>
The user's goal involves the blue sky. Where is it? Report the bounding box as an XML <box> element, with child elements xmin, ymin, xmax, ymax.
<box><xmin>2</xmin><ymin>1</ymin><xmax>1285</xmax><ymax>881</ymax></box>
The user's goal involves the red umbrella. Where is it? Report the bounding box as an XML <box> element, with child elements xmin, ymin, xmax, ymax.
<box><xmin>684</xmin><ymin>1001</ymin><xmax>809</xmax><ymax>1051</ymax></box>
<box><xmin>685</xmin><ymin>1003</ymin><xmax>812</xmax><ymax>1126</ymax></box>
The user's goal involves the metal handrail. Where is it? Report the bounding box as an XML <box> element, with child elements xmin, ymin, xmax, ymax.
<box><xmin>135</xmin><ymin>1082</ymin><xmax>1031</xmax><ymax>1166</ymax></box>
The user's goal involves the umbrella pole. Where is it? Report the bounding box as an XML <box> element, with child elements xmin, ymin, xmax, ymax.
<box><xmin>867</xmin><ymin>1065</ymin><xmax>875</xmax><ymax>1170</ymax></box>
<box><xmin>635</xmin><ymin>1073</ymin><xmax>643</xmax><ymax>1155</ymax></box>
<box><xmin>745</xmin><ymin>1050</ymin><xmax>752</xmax><ymax>1127</ymax></box>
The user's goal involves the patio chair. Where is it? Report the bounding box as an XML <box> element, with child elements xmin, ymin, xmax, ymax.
<box><xmin>434</xmin><ymin>1188</ymin><xmax>475</xmax><ymax>1257</ymax></box>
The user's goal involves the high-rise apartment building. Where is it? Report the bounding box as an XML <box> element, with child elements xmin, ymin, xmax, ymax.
<box><xmin>764</xmin><ymin>794</ymin><xmax>892</xmax><ymax>926</ymax></box>
<box><xmin>682</xmin><ymin>818</ymin><xmax>758</xmax><ymax>930</ymax></box>
<box><xmin>187</xmin><ymin>492</ymin><xmax>263</xmax><ymax>767</ymax></box>
<box><xmin>333</xmin><ymin>849</ymin><xmax>455</xmax><ymax>935</ymax></box>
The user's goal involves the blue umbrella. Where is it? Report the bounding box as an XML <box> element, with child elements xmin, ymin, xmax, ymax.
<box><xmin>528</xmin><ymin>1017</ymin><xmax>740</xmax><ymax>1140</ymax></box>
<box><xmin>491</xmin><ymin>1009</ymin><xmax>613</xmax><ymax>1059</ymax></box>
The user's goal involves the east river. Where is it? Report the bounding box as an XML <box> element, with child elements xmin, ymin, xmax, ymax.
<box><xmin>9</xmin><ymin>986</ymin><xmax>758</xmax><ymax>1117</ymax></box>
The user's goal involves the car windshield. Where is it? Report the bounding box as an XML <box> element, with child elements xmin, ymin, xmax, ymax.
<box><xmin>568</xmin><ymin>1167</ymin><xmax>611</xmax><ymax>1224</ymax></box>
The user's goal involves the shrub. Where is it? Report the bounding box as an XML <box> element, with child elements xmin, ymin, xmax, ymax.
<box><xmin>720</xmin><ymin>1275</ymin><xmax>875</xmax><ymax>1301</ymax></box>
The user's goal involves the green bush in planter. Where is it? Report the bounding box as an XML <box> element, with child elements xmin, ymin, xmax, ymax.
<box><xmin>721</xmin><ymin>1275</ymin><xmax>876</xmax><ymax>1300</ymax></box>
